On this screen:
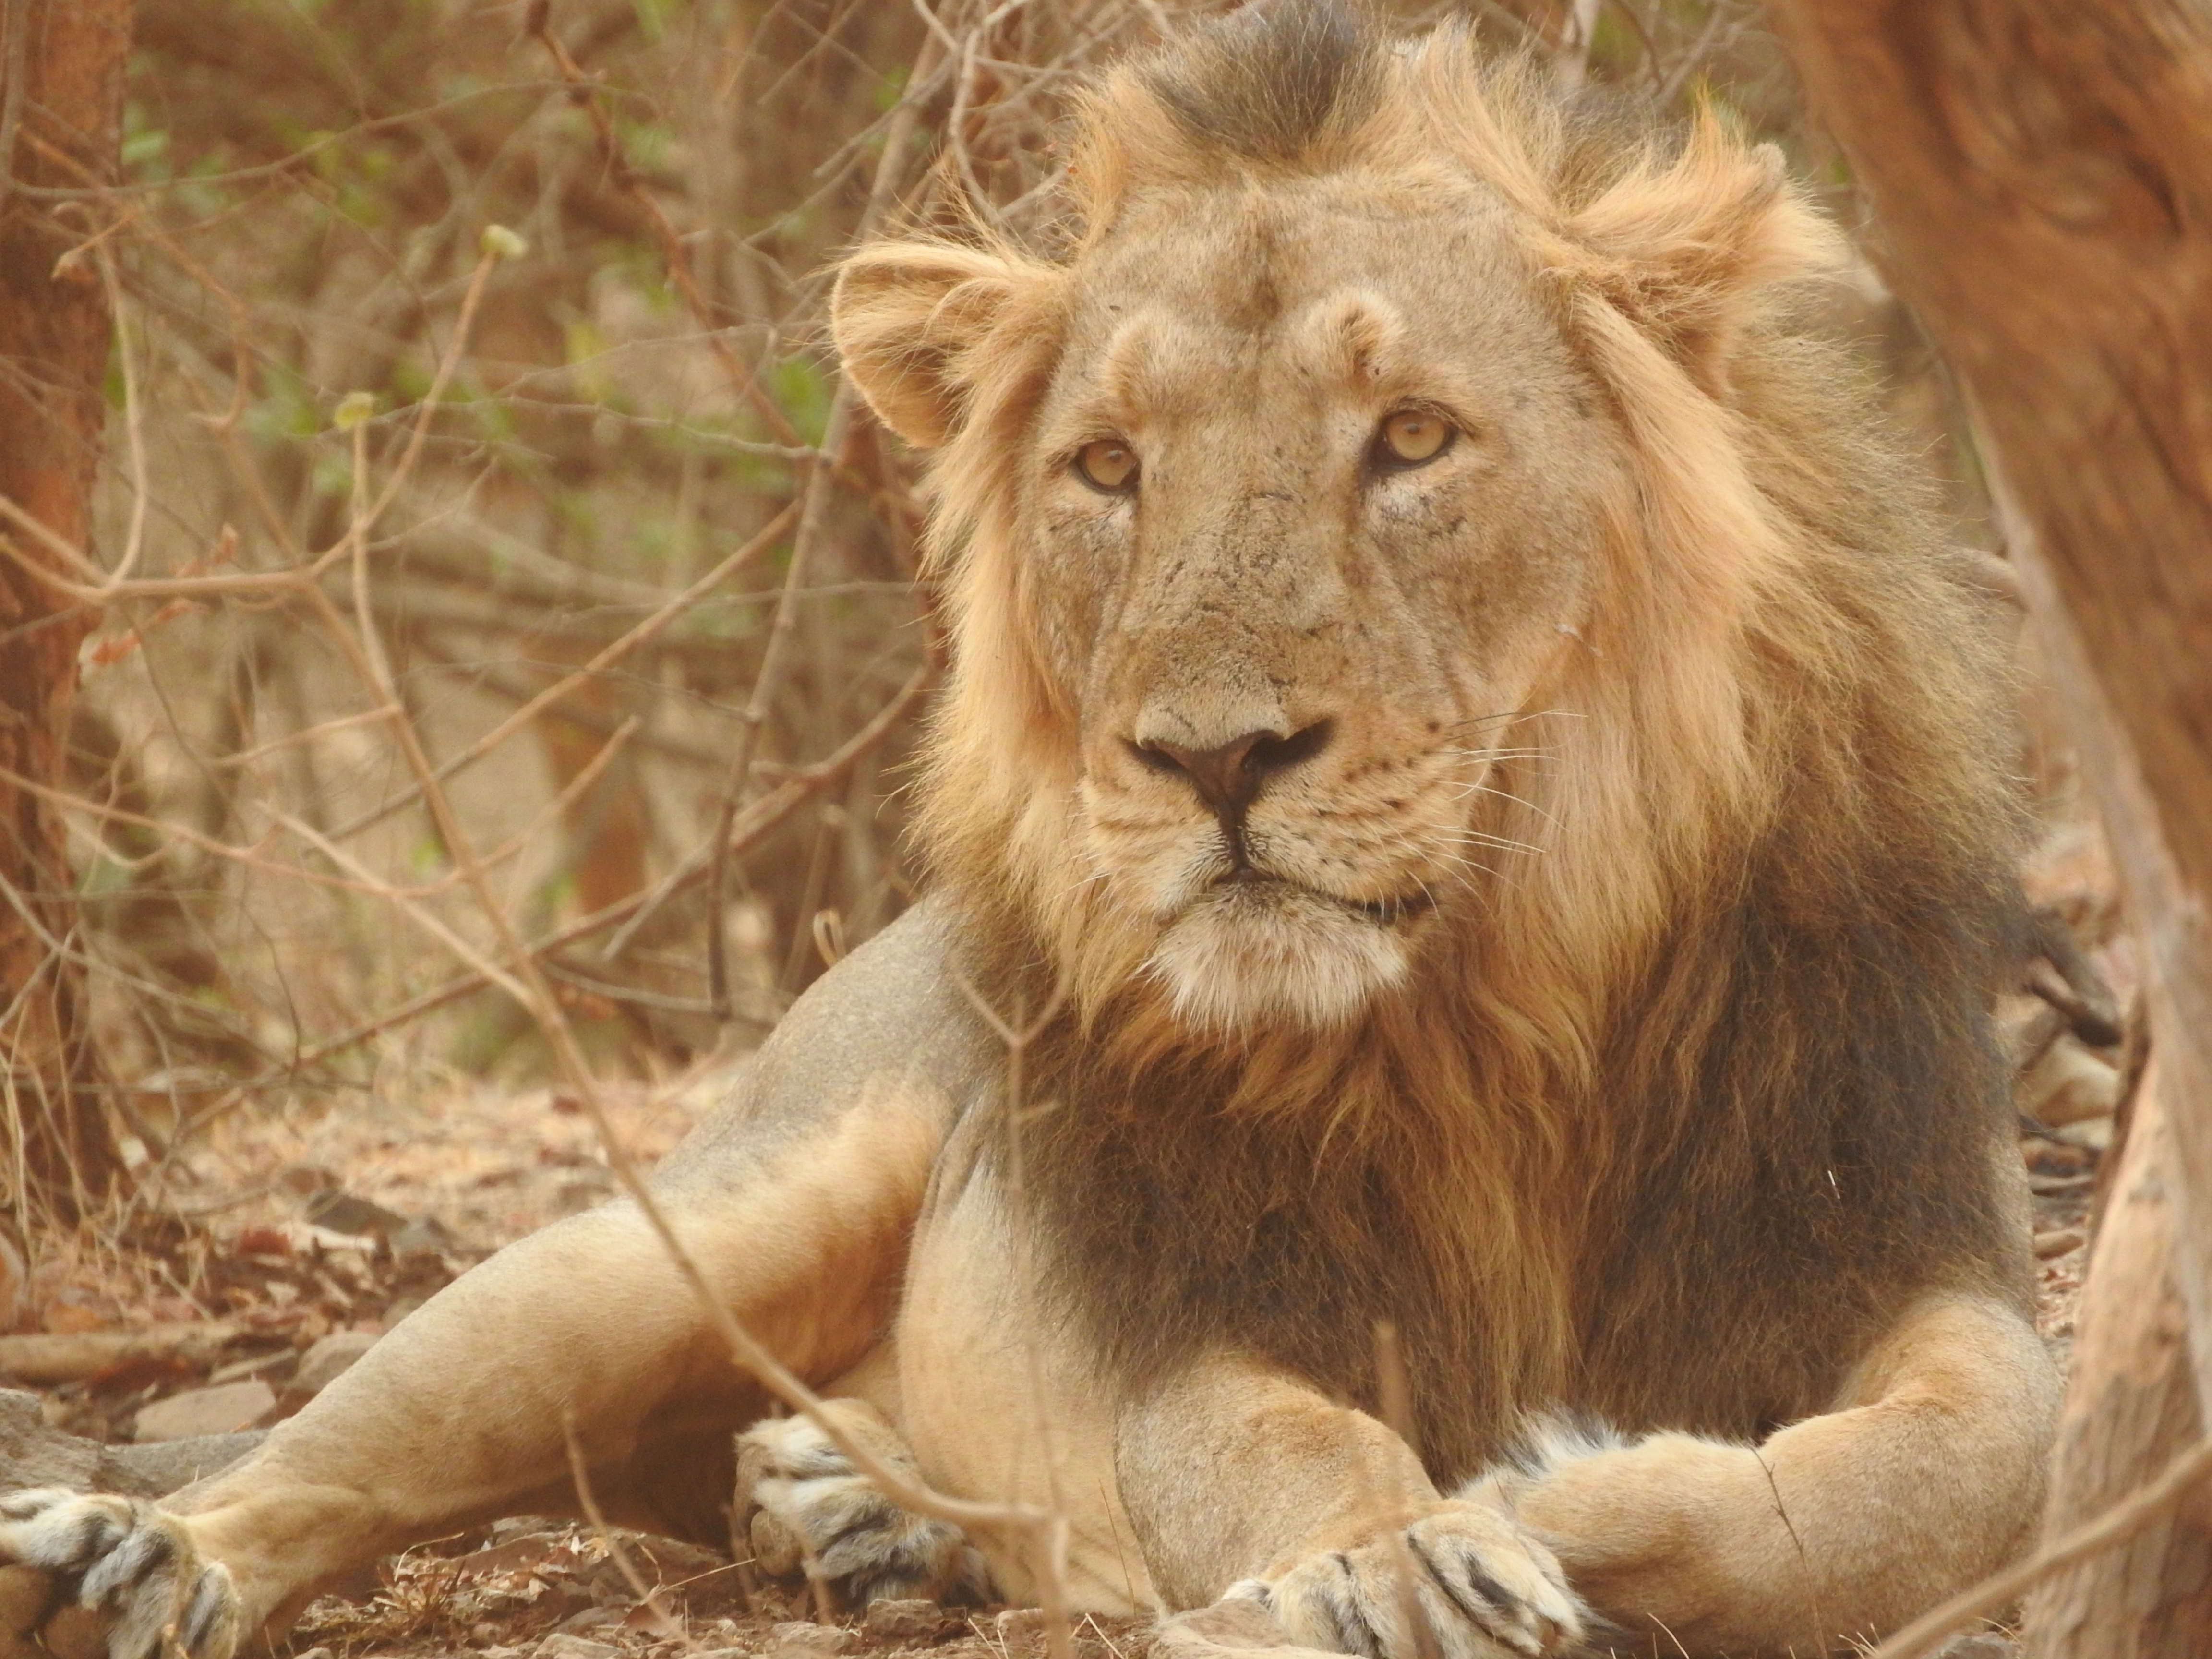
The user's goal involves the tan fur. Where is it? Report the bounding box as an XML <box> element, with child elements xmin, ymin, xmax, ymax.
<box><xmin>895</xmin><ymin>1150</ymin><xmax>1153</xmax><ymax>1612</ymax></box>
<box><xmin>0</xmin><ymin>11</ymin><xmax>2057</xmax><ymax>1659</ymax></box>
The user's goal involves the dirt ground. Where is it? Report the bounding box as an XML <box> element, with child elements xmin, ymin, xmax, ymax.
<box><xmin>0</xmin><ymin>807</ymin><xmax>2128</xmax><ymax>1659</ymax></box>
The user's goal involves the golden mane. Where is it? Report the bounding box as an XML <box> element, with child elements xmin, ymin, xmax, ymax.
<box><xmin>832</xmin><ymin>3</ymin><xmax>2025</xmax><ymax>1477</ymax></box>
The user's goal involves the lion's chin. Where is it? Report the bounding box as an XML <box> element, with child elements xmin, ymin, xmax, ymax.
<box><xmin>1147</xmin><ymin>882</ymin><xmax>1412</xmax><ymax>1032</ymax></box>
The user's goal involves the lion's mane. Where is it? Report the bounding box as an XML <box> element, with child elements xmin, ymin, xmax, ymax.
<box><xmin>841</xmin><ymin>2</ymin><xmax>2029</xmax><ymax>1481</ymax></box>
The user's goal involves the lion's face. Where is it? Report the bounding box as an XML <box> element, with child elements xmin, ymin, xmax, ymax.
<box><xmin>1016</xmin><ymin>178</ymin><xmax>1625</xmax><ymax>1028</ymax></box>
<box><xmin>833</xmin><ymin>24</ymin><xmax>1848</xmax><ymax>1039</ymax></box>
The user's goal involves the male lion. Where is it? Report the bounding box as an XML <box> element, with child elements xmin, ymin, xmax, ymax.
<box><xmin>1</xmin><ymin>5</ymin><xmax>2059</xmax><ymax>1656</ymax></box>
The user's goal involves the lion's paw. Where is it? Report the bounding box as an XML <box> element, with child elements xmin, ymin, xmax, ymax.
<box><xmin>735</xmin><ymin>1415</ymin><xmax>990</xmax><ymax>1608</ymax></box>
<box><xmin>0</xmin><ymin>1490</ymin><xmax>238</xmax><ymax>1659</ymax></box>
<box><xmin>1233</xmin><ymin>1501</ymin><xmax>1584</xmax><ymax>1659</ymax></box>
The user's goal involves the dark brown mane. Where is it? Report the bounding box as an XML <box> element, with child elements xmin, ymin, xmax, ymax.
<box><xmin>989</xmin><ymin>736</ymin><xmax>2025</xmax><ymax>1484</ymax></box>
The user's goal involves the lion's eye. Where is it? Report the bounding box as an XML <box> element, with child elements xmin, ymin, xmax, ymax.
<box><xmin>1374</xmin><ymin>409</ymin><xmax>1454</xmax><ymax>468</ymax></box>
<box><xmin>1074</xmin><ymin>437</ymin><xmax>1139</xmax><ymax>494</ymax></box>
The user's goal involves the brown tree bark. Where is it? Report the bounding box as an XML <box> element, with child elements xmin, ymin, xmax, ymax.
<box><xmin>2026</xmin><ymin>1069</ymin><xmax>2212</xmax><ymax>1655</ymax></box>
<box><xmin>0</xmin><ymin>0</ymin><xmax>131</xmax><ymax>1226</ymax></box>
<box><xmin>1763</xmin><ymin>1</ymin><xmax>2212</xmax><ymax>1650</ymax></box>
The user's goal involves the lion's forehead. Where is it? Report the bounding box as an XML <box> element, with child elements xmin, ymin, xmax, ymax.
<box><xmin>1059</xmin><ymin>182</ymin><xmax>1551</xmax><ymax>402</ymax></box>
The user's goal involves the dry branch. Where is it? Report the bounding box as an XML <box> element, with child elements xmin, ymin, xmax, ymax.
<box><xmin>0</xmin><ymin>1322</ymin><xmax>238</xmax><ymax>1385</ymax></box>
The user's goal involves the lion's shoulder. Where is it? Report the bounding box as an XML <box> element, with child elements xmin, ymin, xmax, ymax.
<box><xmin>653</xmin><ymin>897</ymin><xmax>996</xmax><ymax>1192</ymax></box>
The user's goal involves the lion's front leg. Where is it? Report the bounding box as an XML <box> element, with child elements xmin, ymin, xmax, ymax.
<box><xmin>1120</xmin><ymin>1360</ymin><xmax>1585</xmax><ymax>1659</ymax></box>
<box><xmin>0</xmin><ymin>1079</ymin><xmax>950</xmax><ymax>1659</ymax></box>
<box><xmin>1467</xmin><ymin>1293</ymin><xmax>2060</xmax><ymax>1655</ymax></box>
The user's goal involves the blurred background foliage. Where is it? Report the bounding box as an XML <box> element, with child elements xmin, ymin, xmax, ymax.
<box><xmin>64</xmin><ymin>0</ymin><xmax>1971</xmax><ymax>1158</ymax></box>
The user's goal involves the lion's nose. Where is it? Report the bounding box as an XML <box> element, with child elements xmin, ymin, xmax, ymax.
<box><xmin>1132</xmin><ymin>719</ymin><xmax>1334</xmax><ymax>819</ymax></box>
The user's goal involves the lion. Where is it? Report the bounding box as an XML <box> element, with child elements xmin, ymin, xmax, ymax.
<box><xmin>0</xmin><ymin>5</ymin><xmax>2060</xmax><ymax>1656</ymax></box>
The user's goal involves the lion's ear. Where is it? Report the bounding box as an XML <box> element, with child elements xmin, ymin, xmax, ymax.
<box><xmin>1561</xmin><ymin>112</ymin><xmax>1844</xmax><ymax>397</ymax></box>
<box><xmin>831</xmin><ymin>241</ymin><xmax>1059</xmax><ymax>450</ymax></box>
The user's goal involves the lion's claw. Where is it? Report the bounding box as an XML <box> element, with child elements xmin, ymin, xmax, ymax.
<box><xmin>0</xmin><ymin>1490</ymin><xmax>238</xmax><ymax>1659</ymax></box>
<box><xmin>1237</xmin><ymin>1501</ymin><xmax>1584</xmax><ymax>1659</ymax></box>
<box><xmin>735</xmin><ymin>1414</ymin><xmax>990</xmax><ymax>1608</ymax></box>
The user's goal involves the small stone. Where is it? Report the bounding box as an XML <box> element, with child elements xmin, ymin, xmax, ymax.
<box><xmin>557</xmin><ymin>1604</ymin><xmax>624</xmax><ymax>1633</ymax></box>
<box><xmin>300</xmin><ymin>1187</ymin><xmax>409</xmax><ymax>1238</ymax></box>
<box><xmin>863</xmin><ymin>1599</ymin><xmax>945</xmax><ymax>1644</ymax></box>
<box><xmin>291</xmin><ymin>1330</ymin><xmax>379</xmax><ymax>1398</ymax></box>
<box><xmin>133</xmin><ymin>1379</ymin><xmax>275</xmax><ymax>1443</ymax></box>
<box><xmin>538</xmin><ymin>1635</ymin><xmax>621</xmax><ymax>1659</ymax></box>
<box><xmin>769</xmin><ymin>1620</ymin><xmax>855</xmax><ymax>1659</ymax></box>
<box><xmin>0</xmin><ymin>1388</ymin><xmax>102</xmax><ymax>1490</ymax></box>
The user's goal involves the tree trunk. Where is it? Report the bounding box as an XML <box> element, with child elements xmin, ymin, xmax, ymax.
<box><xmin>0</xmin><ymin>0</ymin><xmax>130</xmax><ymax>1227</ymax></box>
<box><xmin>2025</xmin><ymin>1066</ymin><xmax>2212</xmax><ymax>1655</ymax></box>
<box><xmin>1764</xmin><ymin>0</ymin><xmax>2212</xmax><ymax>1649</ymax></box>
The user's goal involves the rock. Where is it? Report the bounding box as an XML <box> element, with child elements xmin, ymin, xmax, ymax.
<box><xmin>865</xmin><ymin>1600</ymin><xmax>948</xmax><ymax>1644</ymax></box>
<box><xmin>134</xmin><ymin>1379</ymin><xmax>275</xmax><ymax>1443</ymax></box>
<box><xmin>769</xmin><ymin>1621</ymin><xmax>855</xmax><ymax>1659</ymax></box>
<box><xmin>289</xmin><ymin>1330</ymin><xmax>378</xmax><ymax>1399</ymax></box>
<box><xmin>102</xmin><ymin>1432</ymin><xmax>261</xmax><ymax>1494</ymax></box>
<box><xmin>553</xmin><ymin>1619</ymin><xmax>624</xmax><ymax>1646</ymax></box>
<box><xmin>1</xmin><ymin>1387</ymin><xmax>260</xmax><ymax>1497</ymax></box>
<box><xmin>0</xmin><ymin>1387</ymin><xmax>100</xmax><ymax>1490</ymax></box>
<box><xmin>301</xmin><ymin>1187</ymin><xmax>410</xmax><ymax>1239</ymax></box>
<box><xmin>538</xmin><ymin>1635</ymin><xmax>622</xmax><ymax>1659</ymax></box>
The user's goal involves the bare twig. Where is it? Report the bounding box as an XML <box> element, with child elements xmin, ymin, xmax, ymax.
<box><xmin>1867</xmin><ymin>1433</ymin><xmax>2212</xmax><ymax>1659</ymax></box>
<box><xmin>560</xmin><ymin>1409</ymin><xmax>688</xmax><ymax>1642</ymax></box>
<box><xmin>529</xmin><ymin>0</ymin><xmax>801</xmax><ymax>448</ymax></box>
<box><xmin>321</xmin><ymin>500</ymin><xmax>797</xmax><ymax>842</ymax></box>
<box><xmin>702</xmin><ymin>24</ymin><xmax>947</xmax><ymax>1013</ymax></box>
